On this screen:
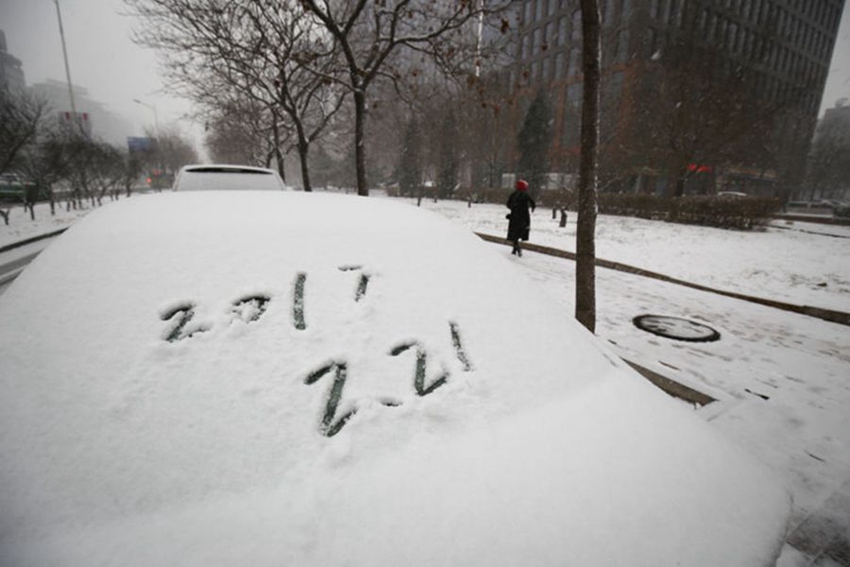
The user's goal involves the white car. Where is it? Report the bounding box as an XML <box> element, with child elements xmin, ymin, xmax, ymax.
<box><xmin>0</xmin><ymin>192</ymin><xmax>789</xmax><ymax>566</ymax></box>
<box><xmin>172</xmin><ymin>164</ymin><xmax>287</xmax><ymax>191</ymax></box>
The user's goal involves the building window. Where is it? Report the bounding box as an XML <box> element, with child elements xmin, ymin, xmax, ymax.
<box><xmin>558</xmin><ymin>16</ymin><xmax>568</xmax><ymax>46</ymax></box>
<box><xmin>524</xmin><ymin>0</ymin><xmax>533</xmax><ymax>25</ymax></box>
<box><xmin>534</xmin><ymin>27</ymin><xmax>542</xmax><ymax>53</ymax></box>
<box><xmin>567</xmin><ymin>82</ymin><xmax>582</xmax><ymax>106</ymax></box>
<box><xmin>751</xmin><ymin>0</ymin><xmax>762</xmax><ymax>24</ymax></box>
<box><xmin>536</xmin><ymin>0</ymin><xmax>545</xmax><ymax>21</ymax></box>
<box><xmin>621</xmin><ymin>0</ymin><xmax>632</xmax><ymax>18</ymax></box>
<box><xmin>555</xmin><ymin>52</ymin><xmax>565</xmax><ymax>79</ymax></box>
<box><xmin>668</xmin><ymin>0</ymin><xmax>682</xmax><ymax>27</ymax></box>
<box><xmin>602</xmin><ymin>0</ymin><xmax>616</xmax><ymax>25</ymax></box>
<box><xmin>543</xmin><ymin>21</ymin><xmax>553</xmax><ymax>51</ymax></box>
<box><xmin>568</xmin><ymin>47</ymin><xmax>580</xmax><ymax>77</ymax></box>
<box><xmin>542</xmin><ymin>56</ymin><xmax>551</xmax><ymax>82</ymax></box>
<box><xmin>572</xmin><ymin>11</ymin><xmax>582</xmax><ymax>41</ymax></box>
<box><xmin>616</xmin><ymin>30</ymin><xmax>629</xmax><ymax>62</ymax></box>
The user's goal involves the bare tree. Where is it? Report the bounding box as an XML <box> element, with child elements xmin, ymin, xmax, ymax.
<box><xmin>125</xmin><ymin>0</ymin><xmax>345</xmax><ymax>191</ymax></box>
<box><xmin>575</xmin><ymin>0</ymin><xmax>601</xmax><ymax>333</ymax></box>
<box><xmin>15</xmin><ymin>122</ymin><xmax>76</xmax><ymax>215</ymax></box>
<box><xmin>0</xmin><ymin>88</ymin><xmax>49</xmax><ymax>176</ymax></box>
<box><xmin>807</xmin><ymin>104</ymin><xmax>850</xmax><ymax>201</ymax></box>
<box><xmin>84</xmin><ymin>142</ymin><xmax>126</xmax><ymax>205</ymax></box>
<box><xmin>299</xmin><ymin>0</ymin><xmax>511</xmax><ymax>196</ymax></box>
<box><xmin>146</xmin><ymin>125</ymin><xmax>199</xmax><ymax>178</ymax></box>
<box><xmin>205</xmin><ymin>101</ymin><xmax>275</xmax><ymax>168</ymax></box>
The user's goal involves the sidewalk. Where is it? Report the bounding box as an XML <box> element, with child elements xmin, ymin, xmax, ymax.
<box><xmin>484</xmin><ymin>238</ymin><xmax>850</xmax><ymax>567</ymax></box>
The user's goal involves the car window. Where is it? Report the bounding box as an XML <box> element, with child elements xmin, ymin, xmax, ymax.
<box><xmin>174</xmin><ymin>166</ymin><xmax>284</xmax><ymax>191</ymax></box>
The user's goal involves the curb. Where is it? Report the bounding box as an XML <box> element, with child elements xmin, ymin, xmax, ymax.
<box><xmin>0</xmin><ymin>228</ymin><xmax>68</xmax><ymax>255</ymax></box>
<box><xmin>476</xmin><ymin>232</ymin><xmax>850</xmax><ymax>328</ymax></box>
<box><xmin>773</xmin><ymin>214</ymin><xmax>850</xmax><ymax>226</ymax></box>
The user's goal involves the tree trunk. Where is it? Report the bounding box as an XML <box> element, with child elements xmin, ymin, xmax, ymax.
<box><xmin>272</xmin><ymin>122</ymin><xmax>287</xmax><ymax>184</ymax></box>
<box><xmin>575</xmin><ymin>0</ymin><xmax>601</xmax><ymax>334</ymax></box>
<box><xmin>675</xmin><ymin>175</ymin><xmax>686</xmax><ymax>197</ymax></box>
<box><xmin>297</xmin><ymin>135</ymin><xmax>312</xmax><ymax>193</ymax></box>
<box><xmin>353</xmin><ymin>89</ymin><xmax>368</xmax><ymax>196</ymax></box>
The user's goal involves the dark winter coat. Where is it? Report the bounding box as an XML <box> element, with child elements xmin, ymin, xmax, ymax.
<box><xmin>506</xmin><ymin>190</ymin><xmax>536</xmax><ymax>241</ymax></box>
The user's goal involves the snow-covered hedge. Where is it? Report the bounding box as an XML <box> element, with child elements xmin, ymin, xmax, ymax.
<box><xmin>593</xmin><ymin>194</ymin><xmax>781</xmax><ymax>230</ymax></box>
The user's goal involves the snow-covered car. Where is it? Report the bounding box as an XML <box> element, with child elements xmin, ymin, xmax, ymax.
<box><xmin>0</xmin><ymin>191</ymin><xmax>789</xmax><ymax>566</ymax></box>
<box><xmin>172</xmin><ymin>164</ymin><xmax>286</xmax><ymax>191</ymax></box>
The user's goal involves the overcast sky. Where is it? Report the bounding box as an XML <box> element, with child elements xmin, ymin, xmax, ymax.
<box><xmin>0</xmin><ymin>0</ymin><xmax>198</xmax><ymax>149</ymax></box>
<box><xmin>1</xmin><ymin>0</ymin><xmax>849</xmax><ymax>155</ymax></box>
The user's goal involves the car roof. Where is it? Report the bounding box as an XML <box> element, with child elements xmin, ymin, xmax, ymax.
<box><xmin>173</xmin><ymin>164</ymin><xmax>285</xmax><ymax>191</ymax></box>
<box><xmin>0</xmin><ymin>192</ymin><xmax>789</xmax><ymax>566</ymax></box>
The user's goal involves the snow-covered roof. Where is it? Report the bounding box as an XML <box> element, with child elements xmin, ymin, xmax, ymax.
<box><xmin>0</xmin><ymin>191</ymin><xmax>789</xmax><ymax>566</ymax></box>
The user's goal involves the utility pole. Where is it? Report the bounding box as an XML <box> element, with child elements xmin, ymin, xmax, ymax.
<box><xmin>53</xmin><ymin>0</ymin><xmax>82</xmax><ymax>135</ymax></box>
<box><xmin>133</xmin><ymin>98</ymin><xmax>159</xmax><ymax>135</ymax></box>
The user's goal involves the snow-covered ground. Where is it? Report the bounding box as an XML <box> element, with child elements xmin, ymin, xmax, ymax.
<box><xmin>415</xmin><ymin>198</ymin><xmax>850</xmax><ymax>313</ymax></box>
<box><xmin>0</xmin><ymin>202</ymin><xmax>92</xmax><ymax>247</ymax></box>
<box><xmin>2</xmin><ymin>194</ymin><xmax>848</xmax><ymax>564</ymax></box>
<box><xmin>1</xmin><ymin>192</ymin><xmax>791</xmax><ymax>566</ymax></box>
<box><xmin>394</xmin><ymin>196</ymin><xmax>850</xmax><ymax>565</ymax></box>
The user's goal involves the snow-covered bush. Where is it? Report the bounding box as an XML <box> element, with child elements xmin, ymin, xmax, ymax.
<box><xmin>596</xmin><ymin>194</ymin><xmax>780</xmax><ymax>230</ymax></box>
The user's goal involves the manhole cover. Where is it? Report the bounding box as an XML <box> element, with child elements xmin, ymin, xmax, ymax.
<box><xmin>633</xmin><ymin>315</ymin><xmax>720</xmax><ymax>342</ymax></box>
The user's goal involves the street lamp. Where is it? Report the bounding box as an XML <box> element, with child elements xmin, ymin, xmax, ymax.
<box><xmin>133</xmin><ymin>98</ymin><xmax>159</xmax><ymax>133</ymax></box>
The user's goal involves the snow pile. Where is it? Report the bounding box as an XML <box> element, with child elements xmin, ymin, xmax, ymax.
<box><xmin>0</xmin><ymin>192</ymin><xmax>789</xmax><ymax>565</ymax></box>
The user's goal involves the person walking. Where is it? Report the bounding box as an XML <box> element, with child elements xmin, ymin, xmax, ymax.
<box><xmin>506</xmin><ymin>179</ymin><xmax>536</xmax><ymax>257</ymax></box>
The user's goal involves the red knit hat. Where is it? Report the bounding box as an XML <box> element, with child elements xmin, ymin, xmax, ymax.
<box><xmin>516</xmin><ymin>179</ymin><xmax>529</xmax><ymax>191</ymax></box>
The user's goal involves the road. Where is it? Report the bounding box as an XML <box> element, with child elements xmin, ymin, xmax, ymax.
<box><xmin>0</xmin><ymin>237</ymin><xmax>56</xmax><ymax>295</ymax></box>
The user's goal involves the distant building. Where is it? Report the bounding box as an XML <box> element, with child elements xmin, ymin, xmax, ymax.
<box><xmin>0</xmin><ymin>29</ymin><xmax>26</xmax><ymax>92</ymax></box>
<box><xmin>498</xmin><ymin>0</ymin><xmax>845</xmax><ymax>198</ymax></box>
<box><xmin>30</xmin><ymin>79</ymin><xmax>134</xmax><ymax>147</ymax></box>
<box><xmin>802</xmin><ymin>98</ymin><xmax>850</xmax><ymax>201</ymax></box>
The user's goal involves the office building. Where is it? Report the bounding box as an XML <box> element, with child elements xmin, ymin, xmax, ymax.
<box><xmin>505</xmin><ymin>0</ymin><xmax>845</xmax><ymax>196</ymax></box>
<box><xmin>0</xmin><ymin>30</ymin><xmax>26</xmax><ymax>92</ymax></box>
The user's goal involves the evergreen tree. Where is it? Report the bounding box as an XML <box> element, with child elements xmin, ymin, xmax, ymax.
<box><xmin>517</xmin><ymin>90</ymin><xmax>553</xmax><ymax>199</ymax></box>
<box><xmin>437</xmin><ymin>109</ymin><xmax>459</xmax><ymax>199</ymax></box>
<box><xmin>398</xmin><ymin>119</ymin><xmax>421</xmax><ymax>197</ymax></box>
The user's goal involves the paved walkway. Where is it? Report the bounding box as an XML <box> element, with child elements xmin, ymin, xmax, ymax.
<box><xmin>476</xmin><ymin>232</ymin><xmax>850</xmax><ymax>327</ymax></box>
<box><xmin>479</xmin><ymin>234</ymin><xmax>850</xmax><ymax>567</ymax></box>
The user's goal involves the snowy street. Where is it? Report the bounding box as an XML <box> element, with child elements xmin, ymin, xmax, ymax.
<box><xmin>1</xmin><ymin>196</ymin><xmax>849</xmax><ymax>564</ymax></box>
